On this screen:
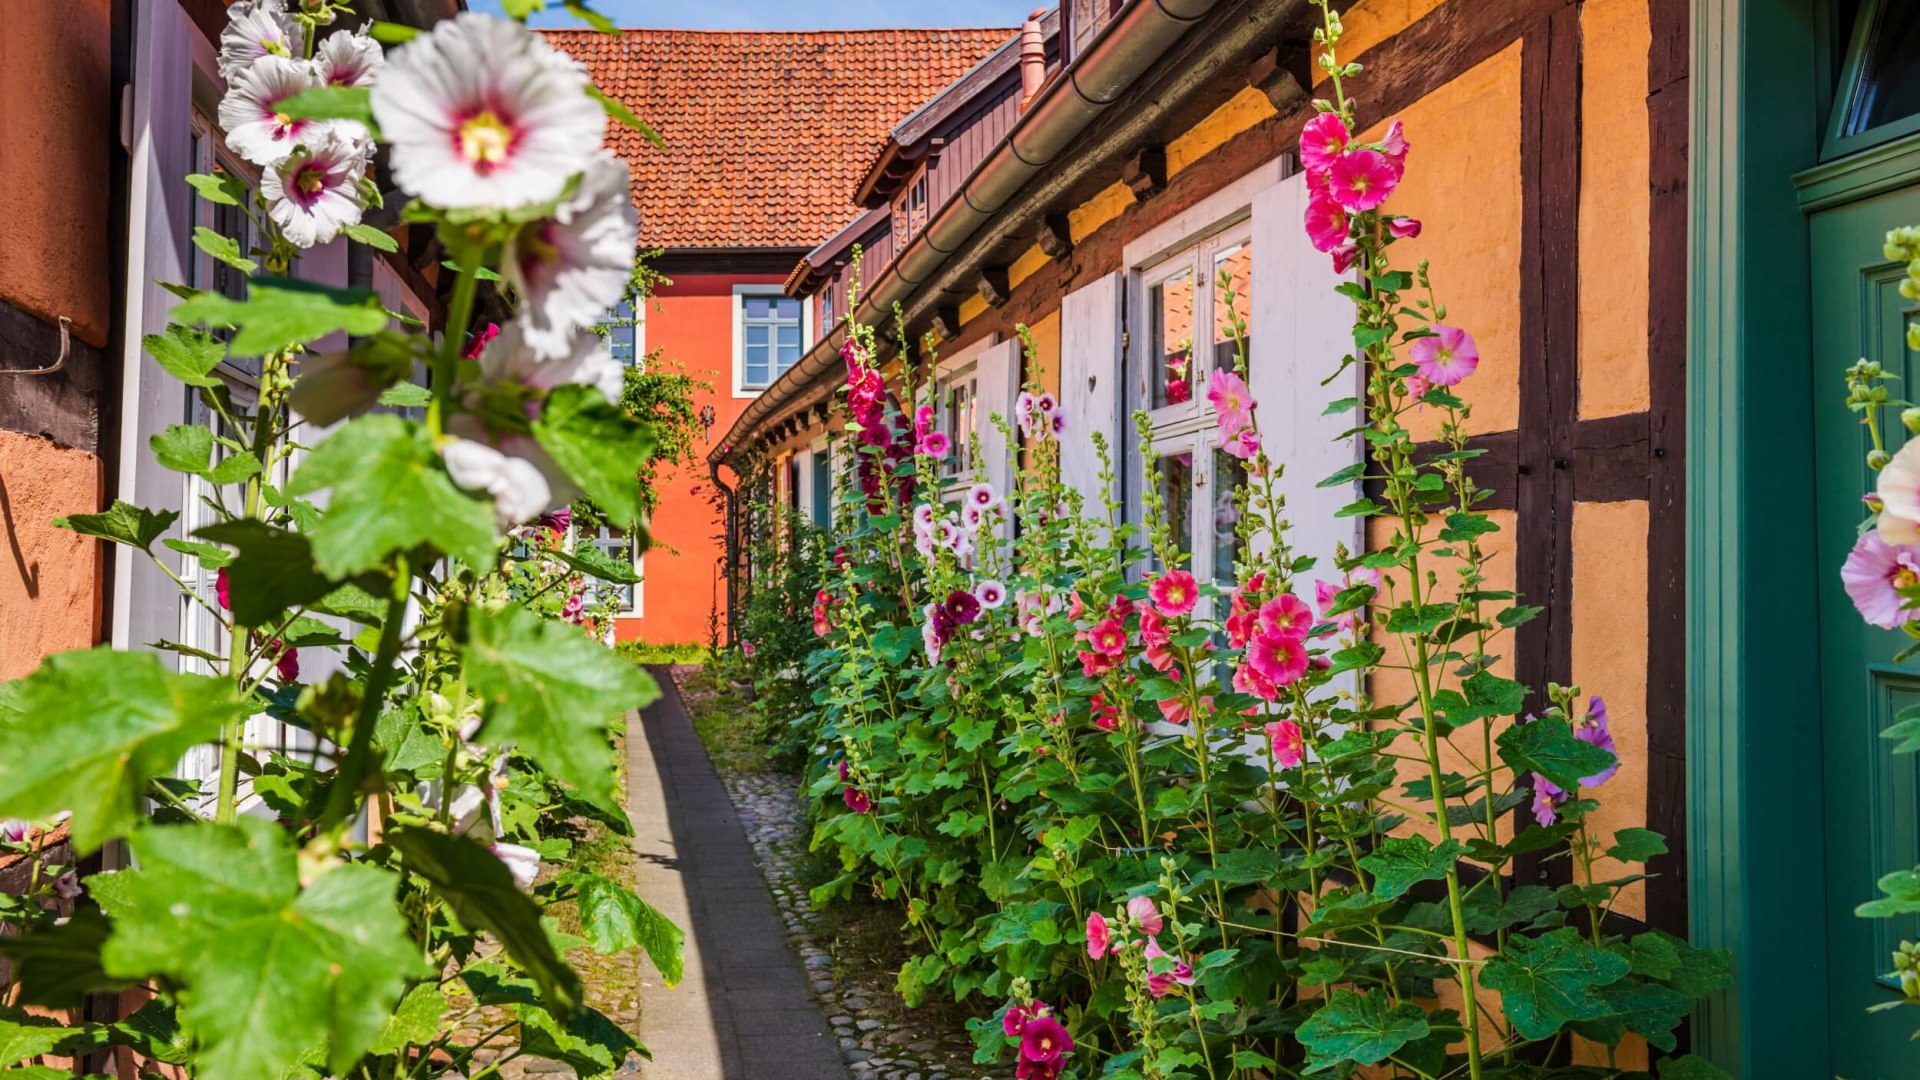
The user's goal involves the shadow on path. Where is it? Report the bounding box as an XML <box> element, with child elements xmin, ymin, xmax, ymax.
<box><xmin>626</xmin><ymin>666</ymin><xmax>848</xmax><ymax>1079</ymax></box>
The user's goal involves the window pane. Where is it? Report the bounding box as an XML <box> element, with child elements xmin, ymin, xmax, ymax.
<box><xmin>746</xmin><ymin>358</ymin><xmax>769</xmax><ymax>387</ymax></box>
<box><xmin>777</xmin><ymin>324</ymin><xmax>802</xmax><ymax>349</ymax></box>
<box><xmin>1151</xmin><ymin>269</ymin><xmax>1195</xmax><ymax>409</ymax></box>
<box><xmin>1213</xmin><ymin>242</ymin><xmax>1252</xmax><ymax>375</ymax></box>
<box><xmin>773</xmin><ymin>297</ymin><xmax>802</xmax><ymax>320</ymax></box>
<box><xmin>1211</xmin><ymin>449</ymin><xmax>1247</xmax><ymax>588</ymax></box>
<box><xmin>1156</xmin><ymin>450</ymin><xmax>1193</xmax><ymax>564</ymax></box>
<box><xmin>747</xmin><ymin>324</ymin><xmax>770</xmax><ymax>347</ymax></box>
<box><xmin>1847</xmin><ymin>2</ymin><xmax>1920</xmax><ymax>134</ymax></box>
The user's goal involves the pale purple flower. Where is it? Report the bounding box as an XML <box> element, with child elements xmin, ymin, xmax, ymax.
<box><xmin>218</xmin><ymin>0</ymin><xmax>303</xmax><ymax>80</ymax></box>
<box><xmin>1844</xmin><ymin>531</ymin><xmax>1920</xmax><ymax>627</ymax></box>
<box><xmin>260</xmin><ymin>129</ymin><xmax>372</xmax><ymax>248</ymax></box>
<box><xmin>218</xmin><ymin>54</ymin><xmax>327</xmax><ymax>167</ymax></box>
<box><xmin>966</xmin><ymin>482</ymin><xmax>1000</xmax><ymax>511</ymax></box>
<box><xmin>975</xmin><ymin>579</ymin><xmax>1007</xmax><ymax>610</ymax></box>
<box><xmin>491</xmin><ymin>842</ymin><xmax>541</xmax><ymax>889</ymax></box>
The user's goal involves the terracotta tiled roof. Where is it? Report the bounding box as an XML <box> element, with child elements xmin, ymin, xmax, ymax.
<box><xmin>543</xmin><ymin>27</ymin><xmax>1016</xmax><ymax>251</ymax></box>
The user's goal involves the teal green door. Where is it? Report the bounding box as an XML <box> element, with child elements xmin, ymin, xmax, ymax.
<box><xmin>1813</xmin><ymin>182</ymin><xmax>1920</xmax><ymax>1080</ymax></box>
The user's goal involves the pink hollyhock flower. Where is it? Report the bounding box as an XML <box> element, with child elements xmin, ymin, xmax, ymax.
<box><xmin>1531</xmin><ymin>774</ymin><xmax>1564</xmax><ymax>826</ymax></box>
<box><xmin>1222</xmin><ymin>426</ymin><xmax>1262</xmax><ymax>463</ymax></box>
<box><xmin>843</xmin><ymin>787</ymin><xmax>872</xmax><ymax>813</ymax></box>
<box><xmin>1405</xmin><ymin>372</ymin><xmax>1432</xmax><ymax>404</ymax></box>
<box><xmin>1379</xmin><ymin>118</ymin><xmax>1411</xmax><ymax>169</ymax></box>
<box><xmin>967</xmin><ymin>482</ymin><xmax>1000</xmax><ymax>510</ymax></box>
<box><xmin>1165</xmin><ymin>375</ymin><xmax>1192</xmax><ymax>405</ymax></box>
<box><xmin>1314</xmin><ymin>569</ymin><xmax>1380</xmax><ymax>634</ymax></box>
<box><xmin>1257</xmin><ymin>593</ymin><xmax>1314</xmax><ymax>640</ymax></box>
<box><xmin>1020</xmin><ymin>1015</ymin><xmax>1074</xmax><ymax>1066</ymax></box>
<box><xmin>975</xmin><ymin>579</ymin><xmax>1008</xmax><ymax>610</ymax></box>
<box><xmin>741</xmin><ymin>639</ymin><xmax>755</xmax><ymax>659</ymax></box>
<box><xmin>1265</xmin><ymin>719</ymin><xmax>1305</xmax><ymax>767</ymax></box>
<box><xmin>915</xmin><ymin>404</ymin><xmax>936</xmax><ymax>439</ymax></box>
<box><xmin>1207</xmin><ymin>370</ymin><xmax>1255</xmax><ymax>435</ymax></box>
<box><xmin>1078</xmin><ymin>650</ymin><xmax>1117</xmax><ymax>678</ymax></box>
<box><xmin>1156</xmin><ymin>696</ymin><xmax>1191</xmax><ymax>725</ymax></box>
<box><xmin>1127</xmin><ymin>895</ymin><xmax>1164</xmax><ymax>936</ymax></box>
<box><xmin>1226</xmin><ymin>607</ymin><xmax>1258</xmax><ymax>649</ymax></box>
<box><xmin>216</xmin><ymin>567</ymin><xmax>231</xmax><ymax>610</ymax></box>
<box><xmin>1389</xmin><ymin>216</ymin><xmax>1423</xmax><ymax>239</ymax></box>
<box><xmin>919</xmin><ymin>430</ymin><xmax>951</xmax><ymax>459</ymax></box>
<box><xmin>1068</xmin><ymin>590</ymin><xmax>1087</xmax><ymax>621</ymax></box>
<box><xmin>1876</xmin><ymin>440</ymin><xmax>1920</xmax><ymax>545</ymax></box>
<box><xmin>275</xmin><ymin>647</ymin><xmax>300</xmax><ymax>681</ymax></box>
<box><xmin>1143</xmin><ymin>938</ymin><xmax>1195</xmax><ymax>998</ymax></box>
<box><xmin>1299</xmin><ymin>113</ymin><xmax>1351</xmax><ymax>175</ymax></box>
<box><xmin>838</xmin><ymin>760</ymin><xmax>850</xmax><ymax>782</ymax></box>
<box><xmin>1144</xmin><ymin>641</ymin><xmax>1177</xmax><ymax>675</ymax></box>
<box><xmin>1086</xmin><ymin>911</ymin><xmax>1111</xmax><ymax>959</ymax></box>
<box><xmin>1086</xmin><ymin>617</ymin><xmax>1128</xmax><ymax>656</ymax></box>
<box><xmin>1574</xmin><ymin>696</ymin><xmax>1619</xmax><ymax>786</ymax></box>
<box><xmin>1148</xmin><ymin>570</ymin><xmax>1199</xmax><ymax>617</ymax></box>
<box><xmin>1332</xmin><ymin>241</ymin><xmax>1363</xmax><ymax>275</ymax></box>
<box><xmin>1050</xmin><ymin>409</ymin><xmax>1067</xmax><ymax>437</ymax></box>
<box><xmin>1234</xmin><ymin>660</ymin><xmax>1279</xmax><ymax>702</ymax></box>
<box><xmin>1090</xmin><ymin>694</ymin><xmax>1121</xmax><ymax>732</ymax></box>
<box><xmin>1844</xmin><ymin>531</ymin><xmax>1920</xmax><ymax>627</ymax></box>
<box><xmin>1108</xmin><ymin>594</ymin><xmax>1137</xmax><ymax>620</ymax></box>
<box><xmin>1139</xmin><ymin>606</ymin><xmax>1171</xmax><ymax>648</ymax></box>
<box><xmin>1328</xmin><ymin>149</ymin><xmax>1399</xmax><ymax>213</ymax></box>
<box><xmin>1305</xmin><ymin>189</ymin><xmax>1351</xmax><ymax>254</ymax></box>
<box><xmin>465</xmin><ymin>321</ymin><xmax>502</xmax><ymax>360</ymax></box>
<box><xmin>1410</xmin><ymin>325</ymin><xmax>1480</xmax><ymax>386</ymax></box>
<box><xmin>1247</xmin><ymin>630</ymin><xmax>1309</xmax><ymax>687</ymax></box>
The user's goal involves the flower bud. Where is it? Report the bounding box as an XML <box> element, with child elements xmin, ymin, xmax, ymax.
<box><xmin>1870</xmin><ymin>449</ymin><xmax>1892</xmax><ymax>470</ymax></box>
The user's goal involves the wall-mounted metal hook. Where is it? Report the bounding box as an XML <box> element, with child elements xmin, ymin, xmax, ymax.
<box><xmin>1</xmin><ymin>316</ymin><xmax>71</xmax><ymax>378</ymax></box>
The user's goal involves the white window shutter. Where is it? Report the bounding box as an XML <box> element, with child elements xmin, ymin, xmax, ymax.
<box><xmin>972</xmin><ymin>339</ymin><xmax>1020</xmax><ymax>503</ymax></box>
<box><xmin>1058</xmin><ymin>271</ymin><xmax>1124</xmax><ymax>508</ymax></box>
<box><xmin>1248</xmin><ymin>172</ymin><xmax>1364</xmax><ymax>587</ymax></box>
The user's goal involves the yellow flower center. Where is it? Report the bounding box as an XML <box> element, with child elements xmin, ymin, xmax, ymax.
<box><xmin>1895</xmin><ymin>567</ymin><xmax>1918</xmax><ymax>590</ymax></box>
<box><xmin>273</xmin><ymin>111</ymin><xmax>293</xmax><ymax>129</ymax></box>
<box><xmin>460</xmin><ymin>111</ymin><xmax>515</xmax><ymax>170</ymax></box>
<box><xmin>297</xmin><ymin>167</ymin><xmax>326</xmax><ymax>195</ymax></box>
<box><xmin>265</xmin><ymin>38</ymin><xmax>290</xmax><ymax>58</ymax></box>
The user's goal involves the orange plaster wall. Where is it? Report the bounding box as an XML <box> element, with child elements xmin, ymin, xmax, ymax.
<box><xmin>614</xmin><ymin>273</ymin><xmax>789</xmax><ymax>647</ymax></box>
<box><xmin>1025</xmin><ymin>309</ymin><xmax>1063</xmax><ymax>403</ymax></box>
<box><xmin>0</xmin><ymin>433</ymin><xmax>104</xmax><ymax>679</ymax></box>
<box><xmin>0</xmin><ymin>0</ymin><xmax>113</xmax><ymax>346</ymax></box>
<box><xmin>1577</xmin><ymin>0</ymin><xmax>1654</xmax><ymax>419</ymax></box>
<box><xmin>1370</xmin><ymin>46</ymin><xmax>1525</xmax><ymax>441</ymax></box>
<box><xmin>1569</xmin><ymin>498</ymin><xmax>1651</xmax><ymax>920</ymax></box>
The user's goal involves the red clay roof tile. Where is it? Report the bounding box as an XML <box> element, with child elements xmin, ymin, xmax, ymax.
<box><xmin>542</xmin><ymin>27</ymin><xmax>1015</xmax><ymax>251</ymax></box>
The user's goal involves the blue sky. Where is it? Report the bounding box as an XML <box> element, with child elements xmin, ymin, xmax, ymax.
<box><xmin>467</xmin><ymin>0</ymin><xmax>1039</xmax><ymax>29</ymax></box>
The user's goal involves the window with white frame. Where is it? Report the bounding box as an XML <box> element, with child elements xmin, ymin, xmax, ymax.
<box><xmin>734</xmin><ymin>289</ymin><xmax>806</xmax><ymax>393</ymax></box>
<box><xmin>941</xmin><ymin>371</ymin><xmax>977</xmax><ymax>484</ymax></box>
<box><xmin>588</xmin><ymin>525</ymin><xmax>639</xmax><ymax>613</ymax></box>
<box><xmin>604</xmin><ymin>298</ymin><xmax>640</xmax><ymax>368</ymax></box>
<box><xmin>1131</xmin><ymin>224</ymin><xmax>1254</xmax><ymax>587</ymax></box>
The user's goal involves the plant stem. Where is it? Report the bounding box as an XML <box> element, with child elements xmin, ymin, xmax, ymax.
<box><xmin>321</xmin><ymin>558</ymin><xmax>414</xmax><ymax>835</ymax></box>
<box><xmin>430</xmin><ymin>251</ymin><xmax>483</xmax><ymax>437</ymax></box>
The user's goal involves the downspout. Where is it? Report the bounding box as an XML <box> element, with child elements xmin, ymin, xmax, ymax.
<box><xmin>709</xmin><ymin>457</ymin><xmax>739</xmax><ymax>648</ymax></box>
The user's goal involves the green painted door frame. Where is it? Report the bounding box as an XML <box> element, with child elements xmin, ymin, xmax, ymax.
<box><xmin>1686</xmin><ymin>0</ymin><xmax>1832</xmax><ymax>1074</ymax></box>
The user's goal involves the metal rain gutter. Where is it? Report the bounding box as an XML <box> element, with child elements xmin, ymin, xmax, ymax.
<box><xmin>710</xmin><ymin>0</ymin><xmax>1220</xmax><ymax>467</ymax></box>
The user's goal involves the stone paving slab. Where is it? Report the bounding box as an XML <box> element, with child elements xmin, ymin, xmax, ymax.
<box><xmin>628</xmin><ymin>668</ymin><xmax>849</xmax><ymax>1080</ymax></box>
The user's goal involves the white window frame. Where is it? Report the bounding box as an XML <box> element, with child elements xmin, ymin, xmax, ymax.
<box><xmin>584</xmin><ymin>523</ymin><xmax>643</xmax><ymax>616</ymax></box>
<box><xmin>731</xmin><ymin>285</ymin><xmax>813</xmax><ymax>398</ymax></box>
<box><xmin>603</xmin><ymin>297</ymin><xmax>645</xmax><ymax>370</ymax></box>
<box><xmin>926</xmin><ymin>333</ymin><xmax>1002</xmax><ymax>498</ymax></box>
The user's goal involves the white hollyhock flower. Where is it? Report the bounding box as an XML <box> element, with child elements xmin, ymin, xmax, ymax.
<box><xmin>477</xmin><ymin>323</ymin><xmax>624</xmax><ymax>405</ymax></box>
<box><xmin>1880</xmin><ymin>440</ymin><xmax>1920</xmax><ymax>544</ymax></box>
<box><xmin>261</xmin><ymin>130</ymin><xmax>371</xmax><ymax>248</ymax></box>
<box><xmin>443</xmin><ymin>436</ymin><xmax>553</xmax><ymax>527</ymax></box>
<box><xmin>218</xmin><ymin>54</ymin><xmax>327</xmax><ymax>167</ymax></box>
<box><xmin>491</xmin><ymin>842</ymin><xmax>541</xmax><ymax>889</ymax></box>
<box><xmin>506</xmin><ymin>155</ymin><xmax>637</xmax><ymax>360</ymax></box>
<box><xmin>219</xmin><ymin>0</ymin><xmax>303</xmax><ymax>80</ymax></box>
<box><xmin>371</xmin><ymin>13</ymin><xmax>606</xmax><ymax>210</ymax></box>
<box><xmin>447</xmin><ymin>414</ymin><xmax>582</xmax><ymax>512</ymax></box>
<box><xmin>315</xmin><ymin>29</ymin><xmax>383</xmax><ymax>89</ymax></box>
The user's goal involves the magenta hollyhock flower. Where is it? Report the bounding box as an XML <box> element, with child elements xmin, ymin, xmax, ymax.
<box><xmin>1331</xmin><ymin>241</ymin><xmax>1363</xmax><ymax>275</ymax></box>
<box><xmin>1389</xmin><ymin>216</ymin><xmax>1422</xmax><ymax>239</ymax></box>
<box><xmin>275</xmin><ymin>647</ymin><xmax>300</xmax><ymax>682</ymax></box>
<box><xmin>1305</xmin><ymin>188</ymin><xmax>1351</xmax><ymax>254</ymax></box>
<box><xmin>1086</xmin><ymin>617</ymin><xmax>1128</xmax><ymax>656</ymax></box>
<box><xmin>1127</xmin><ymin>895</ymin><xmax>1164</xmax><ymax>936</ymax></box>
<box><xmin>1380</xmin><ymin>118</ymin><xmax>1411</xmax><ymax>166</ymax></box>
<box><xmin>919</xmin><ymin>430</ymin><xmax>951</xmax><ymax>459</ymax></box>
<box><xmin>1257</xmin><ymin>593</ymin><xmax>1314</xmax><ymax>640</ymax></box>
<box><xmin>216</xmin><ymin>567</ymin><xmax>231</xmax><ymax>610</ymax></box>
<box><xmin>1139</xmin><ymin>606</ymin><xmax>1172</xmax><ymax>648</ymax></box>
<box><xmin>1206</xmin><ymin>369</ymin><xmax>1255</xmax><ymax>435</ymax></box>
<box><xmin>1078</xmin><ymin>650</ymin><xmax>1117</xmax><ymax>678</ymax></box>
<box><xmin>1265</xmin><ymin>719</ymin><xmax>1305</xmax><ymax>768</ymax></box>
<box><xmin>1086</xmin><ymin>911</ymin><xmax>1111</xmax><ymax>959</ymax></box>
<box><xmin>1019</xmin><ymin>1015</ymin><xmax>1073</xmax><ymax>1065</ymax></box>
<box><xmin>1843</xmin><ymin>531</ymin><xmax>1920</xmax><ymax>627</ymax></box>
<box><xmin>1143</xmin><ymin>937</ymin><xmax>1194</xmax><ymax>998</ymax></box>
<box><xmin>1003</xmin><ymin>1002</ymin><xmax>1037</xmax><ymax>1037</ymax></box>
<box><xmin>945</xmin><ymin>589</ymin><xmax>982</xmax><ymax>626</ymax></box>
<box><xmin>838</xmin><ymin>760</ymin><xmax>850</xmax><ymax>782</ymax></box>
<box><xmin>1156</xmin><ymin>696</ymin><xmax>1194</xmax><ymax>725</ymax></box>
<box><xmin>843</xmin><ymin>787</ymin><xmax>872</xmax><ymax>813</ymax></box>
<box><xmin>1148</xmin><ymin>570</ymin><xmax>1200</xmax><ymax>617</ymax></box>
<box><xmin>1222</xmin><ymin>426</ymin><xmax>1262</xmax><ymax>463</ymax></box>
<box><xmin>1410</xmin><ymin>325</ymin><xmax>1480</xmax><ymax>386</ymax></box>
<box><xmin>1247</xmin><ymin>630</ymin><xmax>1309</xmax><ymax>687</ymax></box>
<box><xmin>1328</xmin><ymin>148</ymin><xmax>1400</xmax><ymax>213</ymax></box>
<box><xmin>1090</xmin><ymin>694</ymin><xmax>1121</xmax><ymax>732</ymax></box>
<box><xmin>1234</xmin><ymin>659</ymin><xmax>1280</xmax><ymax>702</ymax></box>
<box><xmin>914</xmin><ymin>404</ymin><xmax>935</xmax><ymax>439</ymax></box>
<box><xmin>1299</xmin><ymin>112</ymin><xmax>1351</xmax><ymax>175</ymax></box>
<box><xmin>1165</xmin><ymin>374</ymin><xmax>1192</xmax><ymax>404</ymax></box>
<box><xmin>1015</xmin><ymin>1059</ymin><xmax>1061</xmax><ymax>1080</ymax></box>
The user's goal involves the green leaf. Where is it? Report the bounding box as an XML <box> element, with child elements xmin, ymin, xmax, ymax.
<box><xmin>1605</xmin><ymin>827</ymin><xmax>1669</xmax><ymax>864</ymax></box>
<box><xmin>1477</xmin><ymin>927</ymin><xmax>1630</xmax><ymax>1040</ymax></box>
<box><xmin>367</xmin><ymin>20</ymin><xmax>417</xmax><ymax>43</ymax></box>
<box><xmin>195</xmin><ymin>520</ymin><xmax>334</xmax><ymax>628</ymax></box>
<box><xmin>185</xmin><ymin>172</ymin><xmax>246</xmax><ymax>207</ymax></box>
<box><xmin>1858</xmin><ymin>868</ymin><xmax>1920</xmax><ymax>918</ymax></box>
<box><xmin>54</xmin><ymin>500</ymin><xmax>177</xmax><ymax>551</ymax></box>
<box><xmin>1440</xmin><ymin>511</ymin><xmax>1501</xmax><ymax>542</ymax></box>
<box><xmin>1883</xmin><ymin>704</ymin><xmax>1920</xmax><ymax>753</ymax></box>
<box><xmin>551</xmin><ymin>543</ymin><xmax>639</xmax><ymax>584</ymax></box>
<box><xmin>0</xmin><ymin>1014</ymin><xmax>80</xmax><ymax>1064</ymax></box>
<box><xmin>377</xmin><ymin>381</ymin><xmax>432</xmax><ymax>407</ymax></box>
<box><xmin>1462</xmin><ymin>884</ymin><xmax>1562</xmax><ymax>935</ymax></box>
<box><xmin>385</xmin><ymin>827</ymin><xmax>582</xmax><ymax>1013</ymax></box>
<box><xmin>463</xmin><ymin>602</ymin><xmax>657</xmax><ymax>803</ymax></box>
<box><xmin>150</xmin><ymin>423</ymin><xmax>214</xmax><ymax>474</ymax></box>
<box><xmin>1197</xmin><ymin>848</ymin><xmax>1284</xmax><ymax>886</ymax></box>
<box><xmin>1295</xmin><ymin>988</ymin><xmax>1431</xmax><ymax>1071</ymax></box>
<box><xmin>562</xmin><ymin>871</ymin><xmax>684</xmax><ymax>983</ymax></box>
<box><xmin>1496</xmin><ymin>717</ymin><xmax>1617</xmax><ymax>794</ymax></box>
<box><xmin>144</xmin><ymin>324</ymin><xmax>225</xmax><ymax>387</ymax></box>
<box><xmin>192</xmin><ymin>226</ymin><xmax>257</xmax><ymax>274</ymax></box>
<box><xmin>276</xmin><ymin>86</ymin><xmax>375</xmax><ymax>128</ymax></box>
<box><xmin>1581</xmin><ymin>978</ymin><xmax>1691</xmax><ymax>1052</ymax></box>
<box><xmin>207</xmin><ymin>454</ymin><xmax>262</xmax><ymax>486</ymax></box>
<box><xmin>1656</xmin><ymin>1054</ymin><xmax>1734</xmax><ymax>1080</ymax></box>
<box><xmin>0</xmin><ymin>908</ymin><xmax>128</xmax><ymax>1007</ymax></box>
<box><xmin>533</xmin><ymin>385</ymin><xmax>656</xmax><ymax>526</ymax></box>
<box><xmin>344</xmin><ymin>222</ymin><xmax>399</xmax><ymax>252</ymax></box>
<box><xmin>1358</xmin><ymin>836</ymin><xmax>1463</xmax><ymax>901</ymax></box>
<box><xmin>373</xmin><ymin>709</ymin><xmax>447</xmax><ymax>774</ymax></box>
<box><xmin>94</xmin><ymin>818</ymin><xmax>426</xmax><ymax>1080</ymax></box>
<box><xmin>1385</xmin><ymin>602</ymin><xmax>1454</xmax><ymax>634</ymax></box>
<box><xmin>587</xmin><ymin>85</ymin><xmax>663</xmax><ymax>148</ymax></box>
<box><xmin>288</xmin><ymin>414</ymin><xmax>497</xmax><ymax>576</ymax></box>
<box><xmin>514</xmin><ymin>1003</ymin><xmax>642</xmax><ymax>1077</ymax></box>
<box><xmin>103</xmin><ymin>997</ymin><xmax>191</xmax><ymax>1065</ymax></box>
<box><xmin>367</xmin><ymin>985</ymin><xmax>448</xmax><ymax>1054</ymax></box>
<box><xmin>0</xmin><ymin>650</ymin><xmax>248</xmax><ymax>851</ymax></box>
<box><xmin>173</xmin><ymin>278</ymin><xmax>390</xmax><ymax>358</ymax></box>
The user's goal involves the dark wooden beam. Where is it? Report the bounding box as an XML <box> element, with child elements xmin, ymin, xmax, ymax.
<box><xmin>1037</xmin><ymin>213</ymin><xmax>1075</xmax><ymax>261</ymax></box>
<box><xmin>929</xmin><ymin>306</ymin><xmax>962</xmax><ymax>342</ymax></box>
<box><xmin>1122</xmin><ymin>144</ymin><xmax>1168</xmax><ymax>202</ymax></box>
<box><xmin>1247</xmin><ymin>42</ymin><xmax>1313</xmax><ymax>113</ymax></box>
<box><xmin>976</xmin><ymin>267</ymin><xmax>1012</xmax><ymax>308</ymax></box>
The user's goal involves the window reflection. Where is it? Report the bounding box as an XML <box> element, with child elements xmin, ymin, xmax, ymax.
<box><xmin>1211</xmin><ymin>449</ymin><xmax>1247</xmax><ymax>589</ymax></box>
<box><xmin>1845</xmin><ymin>1</ymin><xmax>1920</xmax><ymax>135</ymax></box>
<box><xmin>1157</xmin><ymin>450</ymin><xmax>1194</xmax><ymax>564</ymax></box>
<box><xmin>1152</xmin><ymin>269</ymin><xmax>1195</xmax><ymax>408</ymax></box>
<box><xmin>1213</xmin><ymin>242</ymin><xmax>1252</xmax><ymax>374</ymax></box>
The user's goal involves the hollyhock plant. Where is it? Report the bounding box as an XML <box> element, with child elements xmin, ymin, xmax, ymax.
<box><xmin>505</xmin><ymin>155</ymin><xmax>641</xmax><ymax>361</ymax></box>
<box><xmin>260</xmin><ymin>131</ymin><xmax>372</xmax><ymax>248</ymax></box>
<box><xmin>316</xmin><ymin>29</ymin><xmax>384</xmax><ymax>89</ymax></box>
<box><xmin>1207</xmin><ymin>369</ymin><xmax>1255</xmax><ymax>435</ymax></box>
<box><xmin>1148</xmin><ymin>570</ymin><xmax>1199</xmax><ymax>617</ymax></box>
<box><xmin>843</xmin><ymin>787</ymin><xmax>872</xmax><ymax>814</ymax></box>
<box><xmin>1327</xmin><ymin>148</ymin><xmax>1399</xmax><ymax>213</ymax></box>
<box><xmin>1299</xmin><ymin>112</ymin><xmax>1351</xmax><ymax>175</ymax></box>
<box><xmin>219</xmin><ymin>55</ymin><xmax>326</xmax><ymax>167</ymax></box>
<box><xmin>1410</xmin><ymin>324</ymin><xmax>1481</xmax><ymax>386</ymax></box>
<box><xmin>218</xmin><ymin>0</ymin><xmax>302</xmax><ymax>80</ymax></box>
<box><xmin>975</xmin><ymin>579</ymin><xmax>1008</xmax><ymax>610</ymax></box>
<box><xmin>1257</xmin><ymin>592</ymin><xmax>1314</xmax><ymax>640</ymax></box>
<box><xmin>1086</xmin><ymin>911</ymin><xmax>1110</xmax><ymax>959</ymax></box>
<box><xmin>372</xmin><ymin>13</ymin><xmax>606</xmax><ymax>211</ymax></box>
<box><xmin>1876</xmin><ymin>439</ymin><xmax>1920</xmax><ymax>544</ymax></box>
<box><xmin>441</xmin><ymin>437</ymin><xmax>553</xmax><ymax>527</ymax></box>
<box><xmin>1305</xmin><ymin>189</ymin><xmax>1351</xmax><ymax>254</ymax></box>
<box><xmin>1265</xmin><ymin>719</ymin><xmax>1305</xmax><ymax>768</ymax></box>
<box><xmin>1126</xmin><ymin>895</ymin><xmax>1164</xmax><ymax>937</ymax></box>
<box><xmin>1843</xmin><ymin>531</ymin><xmax>1920</xmax><ymax>627</ymax></box>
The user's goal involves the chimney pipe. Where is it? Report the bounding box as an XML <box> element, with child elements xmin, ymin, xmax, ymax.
<box><xmin>1018</xmin><ymin>8</ymin><xmax>1048</xmax><ymax>110</ymax></box>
